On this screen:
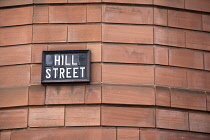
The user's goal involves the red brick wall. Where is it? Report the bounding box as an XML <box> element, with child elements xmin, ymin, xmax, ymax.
<box><xmin>0</xmin><ymin>0</ymin><xmax>210</xmax><ymax>139</ymax></box>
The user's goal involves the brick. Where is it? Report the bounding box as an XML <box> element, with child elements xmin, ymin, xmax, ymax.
<box><xmin>34</xmin><ymin>5</ymin><xmax>49</xmax><ymax>23</ymax></box>
<box><xmin>155</xmin><ymin>66</ymin><xmax>187</xmax><ymax>88</ymax></box>
<box><xmin>29</xmin><ymin>106</ymin><xmax>64</xmax><ymax>127</ymax></box>
<box><xmin>207</xmin><ymin>93</ymin><xmax>210</xmax><ymax>111</ymax></box>
<box><xmin>103</xmin><ymin>5</ymin><xmax>153</xmax><ymax>24</ymax></box>
<box><xmin>168</xmin><ymin>10</ymin><xmax>201</xmax><ymax>30</ymax></box>
<box><xmin>0</xmin><ymin>45</ymin><xmax>31</xmax><ymax>66</ymax></box>
<box><xmin>87</xmin><ymin>5</ymin><xmax>102</xmax><ymax>22</ymax></box>
<box><xmin>0</xmin><ymin>25</ymin><xmax>32</xmax><ymax>46</ymax></box>
<box><xmin>185</xmin><ymin>0</ymin><xmax>210</xmax><ymax>12</ymax></box>
<box><xmin>140</xmin><ymin>129</ymin><xmax>210</xmax><ymax>140</ymax></box>
<box><xmin>1</xmin><ymin>131</ymin><xmax>11</xmax><ymax>140</ymax></box>
<box><xmin>0</xmin><ymin>87</ymin><xmax>28</xmax><ymax>108</ymax></box>
<box><xmin>102</xmin><ymin>0</ymin><xmax>153</xmax><ymax>4</ymax></box>
<box><xmin>102</xmin><ymin>106</ymin><xmax>155</xmax><ymax>127</ymax></box>
<box><xmin>0</xmin><ymin>6</ymin><xmax>33</xmax><ymax>27</ymax></box>
<box><xmin>154</xmin><ymin>26</ymin><xmax>185</xmax><ymax>47</ymax></box>
<box><xmin>85</xmin><ymin>85</ymin><xmax>101</xmax><ymax>104</ymax></box>
<box><xmin>34</xmin><ymin>0</ymin><xmax>67</xmax><ymax>3</ymax></box>
<box><xmin>33</xmin><ymin>25</ymin><xmax>67</xmax><ymax>43</ymax></box>
<box><xmin>154</xmin><ymin>8</ymin><xmax>167</xmax><ymax>26</ymax></box>
<box><xmin>156</xmin><ymin>109</ymin><xmax>189</xmax><ymax>130</ymax></box>
<box><xmin>102</xmin><ymin>64</ymin><xmax>154</xmax><ymax>85</ymax></box>
<box><xmin>187</xmin><ymin>70</ymin><xmax>210</xmax><ymax>91</ymax></box>
<box><xmin>48</xmin><ymin>43</ymin><xmax>86</xmax><ymax>50</ymax></box>
<box><xmin>154</xmin><ymin>0</ymin><xmax>184</xmax><ymax>8</ymax></box>
<box><xmin>171</xmin><ymin>89</ymin><xmax>206</xmax><ymax>111</ymax></box>
<box><xmin>46</xmin><ymin>85</ymin><xmax>85</xmax><ymax>104</ymax></box>
<box><xmin>0</xmin><ymin>0</ymin><xmax>33</xmax><ymax>7</ymax></box>
<box><xmin>68</xmin><ymin>24</ymin><xmax>101</xmax><ymax>42</ymax></box>
<box><xmin>103</xmin><ymin>24</ymin><xmax>153</xmax><ymax>44</ymax></box>
<box><xmin>189</xmin><ymin>112</ymin><xmax>210</xmax><ymax>133</ymax></box>
<box><xmin>102</xmin><ymin>85</ymin><xmax>155</xmax><ymax>105</ymax></box>
<box><xmin>65</xmin><ymin>105</ymin><xmax>100</xmax><ymax>126</ymax></box>
<box><xmin>0</xmin><ymin>65</ymin><xmax>30</xmax><ymax>88</ymax></box>
<box><xmin>91</xmin><ymin>63</ymin><xmax>101</xmax><ymax>83</ymax></box>
<box><xmin>117</xmin><ymin>128</ymin><xmax>139</xmax><ymax>140</ymax></box>
<box><xmin>31</xmin><ymin>64</ymin><xmax>41</xmax><ymax>85</ymax></box>
<box><xmin>68</xmin><ymin>0</ymin><xmax>101</xmax><ymax>3</ymax></box>
<box><xmin>0</xmin><ymin>108</ymin><xmax>28</xmax><ymax>129</ymax></box>
<box><xmin>102</xmin><ymin>44</ymin><xmax>153</xmax><ymax>64</ymax></box>
<box><xmin>49</xmin><ymin>5</ymin><xmax>86</xmax><ymax>23</ymax></box>
<box><xmin>29</xmin><ymin>85</ymin><xmax>45</xmax><ymax>105</ymax></box>
<box><xmin>186</xmin><ymin>31</ymin><xmax>210</xmax><ymax>51</ymax></box>
<box><xmin>32</xmin><ymin>44</ymin><xmax>48</xmax><ymax>63</ymax></box>
<box><xmin>11</xmin><ymin>127</ymin><xmax>116</xmax><ymax>140</ymax></box>
<box><xmin>154</xmin><ymin>46</ymin><xmax>168</xmax><ymax>65</ymax></box>
<box><xmin>202</xmin><ymin>14</ymin><xmax>210</xmax><ymax>32</ymax></box>
<box><xmin>169</xmin><ymin>48</ymin><xmax>203</xmax><ymax>69</ymax></box>
<box><xmin>155</xmin><ymin>86</ymin><xmax>170</xmax><ymax>107</ymax></box>
<box><xmin>87</xmin><ymin>43</ymin><xmax>101</xmax><ymax>62</ymax></box>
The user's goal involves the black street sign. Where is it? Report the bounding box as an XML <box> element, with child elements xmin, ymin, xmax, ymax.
<box><xmin>41</xmin><ymin>50</ymin><xmax>90</xmax><ymax>84</ymax></box>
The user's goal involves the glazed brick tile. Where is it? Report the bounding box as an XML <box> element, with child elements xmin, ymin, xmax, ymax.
<box><xmin>29</xmin><ymin>85</ymin><xmax>45</xmax><ymax>105</ymax></box>
<box><xmin>117</xmin><ymin>128</ymin><xmax>139</xmax><ymax>140</ymax></box>
<box><xmin>102</xmin><ymin>0</ymin><xmax>153</xmax><ymax>4</ymax></box>
<box><xmin>186</xmin><ymin>31</ymin><xmax>210</xmax><ymax>51</ymax></box>
<box><xmin>0</xmin><ymin>0</ymin><xmax>33</xmax><ymax>7</ymax></box>
<box><xmin>102</xmin><ymin>64</ymin><xmax>154</xmax><ymax>85</ymax></box>
<box><xmin>87</xmin><ymin>5</ymin><xmax>102</xmax><ymax>22</ymax></box>
<box><xmin>189</xmin><ymin>112</ymin><xmax>210</xmax><ymax>133</ymax></box>
<box><xmin>49</xmin><ymin>5</ymin><xmax>86</xmax><ymax>23</ymax></box>
<box><xmin>101</xmin><ymin>106</ymin><xmax>155</xmax><ymax>127</ymax></box>
<box><xmin>102</xmin><ymin>44</ymin><xmax>153</xmax><ymax>64</ymax></box>
<box><xmin>0</xmin><ymin>45</ymin><xmax>31</xmax><ymax>66</ymax></box>
<box><xmin>32</xmin><ymin>44</ymin><xmax>48</xmax><ymax>63</ymax></box>
<box><xmin>0</xmin><ymin>6</ymin><xmax>33</xmax><ymax>27</ymax></box>
<box><xmin>202</xmin><ymin>14</ymin><xmax>210</xmax><ymax>32</ymax></box>
<box><xmin>156</xmin><ymin>108</ymin><xmax>189</xmax><ymax>130</ymax></box>
<box><xmin>0</xmin><ymin>108</ymin><xmax>28</xmax><ymax>129</ymax></box>
<box><xmin>0</xmin><ymin>65</ymin><xmax>30</xmax><ymax>88</ymax></box>
<box><xmin>46</xmin><ymin>85</ymin><xmax>85</xmax><ymax>104</ymax></box>
<box><xmin>30</xmin><ymin>64</ymin><xmax>41</xmax><ymax>85</ymax></box>
<box><xmin>103</xmin><ymin>24</ymin><xmax>153</xmax><ymax>44</ymax></box>
<box><xmin>65</xmin><ymin>105</ymin><xmax>100</xmax><ymax>126</ymax></box>
<box><xmin>0</xmin><ymin>131</ymin><xmax>11</xmax><ymax>140</ymax></box>
<box><xmin>155</xmin><ymin>86</ymin><xmax>170</xmax><ymax>107</ymax></box>
<box><xmin>68</xmin><ymin>24</ymin><xmax>101</xmax><ymax>42</ymax></box>
<box><xmin>155</xmin><ymin>66</ymin><xmax>187</xmax><ymax>88</ymax></box>
<box><xmin>171</xmin><ymin>89</ymin><xmax>206</xmax><ymax>111</ymax></box>
<box><xmin>48</xmin><ymin>43</ymin><xmax>86</xmax><ymax>51</ymax></box>
<box><xmin>34</xmin><ymin>0</ymin><xmax>67</xmax><ymax>3</ymax></box>
<box><xmin>102</xmin><ymin>85</ymin><xmax>155</xmax><ymax>105</ymax></box>
<box><xmin>154</xmin><ymin>0</ymin><xmax>184</xmax><ymax>8</ymax></box>
<box><xmin>187</xmin><ymin>70</ymin><xmax>210</xmax><ymax>91</ymax></box>
<box><xmin>154</xmin><ymin>46</ymin><xmax>169</xmax><ymax>65</ymax></box>
<box><xmin>29</xmin><ymin>106</ymin><xmax>65</xmax><ymax>127</ymax></box>
<box><xmin>154</xmin><ymin>7</ymin><xmax>167</xmax><ymax>26</ymax></box>
<box><xmin>169</xmin><ymin>48</ymin><xmax>204</xmax><ymax>69</ymax></box>
<box><xmin>140</xmin><ymin>129</ymin><xmax>210</xmax><ymax>140</ymax></box>
<box><xmin>91</xmin><ymin>63</ymin><xmax>101</xmax><ymax>83</ymax></box>
<box><xmin>87</xmin><ymin>43</ymin><xmax>101</xmax><ymax>62</ymax></box>
<box><xmin>11</xmin><ymin>127</ymin><xmax>116</xmax><ymax>140</ymax></box>
<box><xmin>154</xmin><ymin>26</ymin><xmax>185</xmax><ymax>47</ymax></box>
<box><xmin>168</xmin><ymin>10</ymin><xmax>202</xmax><ymax>30</ymax></box>
<box><xmin>0</xmin><ymin>25</ymin><xmax>32</xmax><ymax>46</ymax></box>
<box><xmin>103</xmin><ymin>5</ymin><xmax>153</xmax><ymax>24</ymax></box>
<box><xmin>185</xmin><ymin>0</ymin><xmax>210</xmax><ymax>13</ymax></box>
<box><xmin>85</xmin><ymin>85</ymin><xmax>101</xmax><ymax>104</ymax></box>
<box><xmin>0</xmin><ymin>87</ymin><xmax>28</xmax><ymax>108</ymax></box>
<box><xmin>33</xmin><ymin>25</ymin><xmax>67</xmax><ymax>43</ymax></box>
<box><xmin>33</xmin><ymin>5</ymin><xmax>49</xmax><ymax>23</ymax></box>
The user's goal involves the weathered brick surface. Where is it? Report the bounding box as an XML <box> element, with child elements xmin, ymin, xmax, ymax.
<box><xmin>102</xmin><ymin>106</ymin><xmax>155</xmax><ymax>127</ymax></box>
<box><xmin>155</xmin><ymin>86</ymin><xmax>170</xmax><ymax>107</ymax></box>
<box><xmin>154</xmin><ymin>8</ymin><xmax>167</xmax><ymax>26</ymax></box>
<box><xmin>102</xmin><ymin>85</ymin><xmax>155</xmax><ymax>105</ymax></box>
<box><xmin>87</xmin><ymin>5</ymin><xmax>102</xmax><ymax>22</ymax></box>
<box><xmin>117</xmin><ymin>128</ymin><xmax>139</xmax><ymax>140</ymax></box>
<box><xmin>102</xmin><ymin>0</ymin><xmax>152</xmax><ymax>4</ymax></box>
<box><xmin>29</xmin><ymin>106</ymin><xmax>65</xmax><ymax>127</ymax></box>
<box><xmin>87</xmin><ymin>43</ymin><xmax>101</xmax><ymax>62</ymax></box>
<box><xmin>185</xmin><ymin>0</ymin><xmax>210</xmax><ymax>12</ymax></box>
<box><xmin>91</xmin><ymin>63</ymin><xmax>102</xmax><ymax>83</ymax></box>
<box><xmin>202</xmin><ymin>14</ymin><xmax>210</xmax><ymax>32</ymax></box>
<box><xmin>154</xmin><ymin>46</ymin><xmax>168</xmax><ymax>65</ymax></box>
<box><xmin>0</xmin><ymin>6</ymin><xmax>33</xmax><ymax>27</ymax></box>
<box><xmin>30</xmin><ymin>64</ymin><xmax>41</xmax><ymax>85</ymax></box>
<box><xmin>0</xmin><ymin>87</ymin><xmax>28</xmax><ymax>108</ymax></box>
<box><xmin>34</xmin><ymin>0</ymin><xmax>67</xmax><ymax>3</ymax></box>
<box><xmin>0</xmin><ymin>131</ymin><xmax>11</xmax><ymax>140</ymax></box>
<box><xmin>32</xmin><ymin>44</ymin><xmax>48</xmax><ymax>63</ymax></box>
<box><xmin>33</xmin><ymin>5</ymin><xmax>49</xmax><ymax>23</ymax></box>
<box><xmin>85</xmin><ymin>85</ymin><xmax>101</xmax><ymax>104</ymax></box>
<box><xmin>65</xmin><ymin>105</ymin><xmax>100</xmax><ymax>126</ymax></box>
<box><xmin>29</xmin><ymin>85</ymin><xmax>45</xmax><ymax>105</ymax></box>
<box><xmin>207</xmin><ymin>93</ymin><xmax>210</xmax><ymax>111</ymax></box>
<box><xmin>154</xmin><ymin>0</ymin><xmax>184</xmax><ymax>8</ymax></box>
<box><xmin>0</xmin><ymin>108</ymin><xmax>28</xmax><ymax>129</ymax></box>
<box><xmin>0</xmin><ymin>0</ymin><xmax>33</xmax><ymax>7</ymax></box>
<box><xmin>48</xmin><ymin>43</ymin><xmax>86</xmax><ymax>51</ymax></box>
<box><xmin>68</xmin><ymin>0</ymin><xmax>101</xmax><ymax>3</ymax></box>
